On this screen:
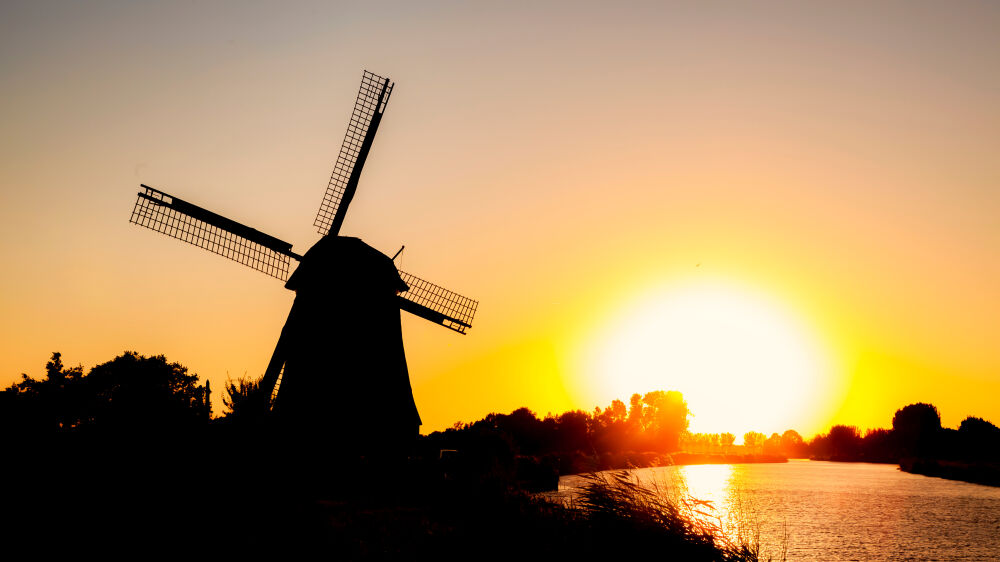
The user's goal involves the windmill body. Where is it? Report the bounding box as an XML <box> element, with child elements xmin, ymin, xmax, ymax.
<box><xmin>276</xmin><ymin>236</ymin><xmax>419</xmax><ymax>453</ymax></box>
<box><xmin>129</xmin><ymin>71</ymin><xmax>477</xmax><ymax>456</ymax></box>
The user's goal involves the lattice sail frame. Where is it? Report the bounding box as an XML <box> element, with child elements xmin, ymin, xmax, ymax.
<box><xmin>398</xmin><ymin>270</ymin><xmax>478</xmax><ymax>334</ymax></box>
<box><xmin>131</xmin><ymin>72</ymin><xmax>478</xmax><ymax>336</ymax></box>
<box><xmin>314</xmin><ymin>70</ymin><xmax>394</xmax><ymax>236</ymax></box>
<box><xmin>130</xmin><ymin>185</ymin><xmax>297</xmax><ymax>281</ymax></box>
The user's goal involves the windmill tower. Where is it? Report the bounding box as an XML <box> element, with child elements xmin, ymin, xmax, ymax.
<box><xmin>129</xmin><ymin>71</ymin><xmax>477</xmax><ymax>454</ymax></box>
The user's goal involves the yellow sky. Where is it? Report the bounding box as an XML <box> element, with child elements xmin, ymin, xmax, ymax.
<box><xmin>1</xmin><ymin>1</ymin><xmax>997</xmax><ymax>439</ymax></box>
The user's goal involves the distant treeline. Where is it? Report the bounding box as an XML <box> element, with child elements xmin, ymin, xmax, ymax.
<box><xmin>806</xmin><ymin>403</ymin><xmax>1000</xmax><ymax>464</ymax></box>
<box><xmin>426</xmin><ymin>390</ymin><xmax>689</xmax><ymax>456</ymax></box>
<box><xmin>425</xmin><ymin>399</ymin><xmax>1000</xmax><ymax>485</ymax></box>
<box><xmin>5</xmin><ymin>352</ymin><xmax>998</xmax><ymax>471</ymax></box>
<box><xmin>421</xmin><ymin>392</ymin><xmax>809</xmax><ymax>477</ymax></box>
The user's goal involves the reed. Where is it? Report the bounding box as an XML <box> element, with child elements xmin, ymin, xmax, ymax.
<box><xmin>566</xmin><ymin>469</ymin><xmax>783</xmax><ymax>561</ymax></box>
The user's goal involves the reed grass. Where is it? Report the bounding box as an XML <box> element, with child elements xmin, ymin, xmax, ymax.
<box><xmin>565</xmin><ymin>469</ymin><xmax>784</xmax><ymax>561</ymax></box>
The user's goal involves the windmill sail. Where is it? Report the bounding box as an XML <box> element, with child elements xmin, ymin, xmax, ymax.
<box><xmin>397</xmin><ymin>271</ymin><xmax>478</xmax><ymax>334</ymax></box>
<box><xmin>314</xmin><ymin>70</ymin><xmax>394</xmax><ymax>237</ymax></box>
<box><xmin>131</xmin><ymin>71</ymin><xmax>479</xmax><ymax>428</ymax></box>
<box><xmin>130</xmin><ymin>185</ymin><xmax>299</xmax><ymax>281</ymax></box>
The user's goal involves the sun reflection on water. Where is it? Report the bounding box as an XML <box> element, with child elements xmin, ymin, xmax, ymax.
<box><xmin>559</xmin><ymin>464</ymin><xmax>766</xmax><ymax>552</ymax></box>
<box><xmin>556</xmin><ymin>462</ymin><xmax>1000</xmax><ymax>560</ymax></box>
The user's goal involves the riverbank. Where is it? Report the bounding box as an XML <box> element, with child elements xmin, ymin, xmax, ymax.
<box><xmin>521</xmin><ymin>451</ymin><xmax>787</xmax><ymax>489</ymax></box>
<box><xmin>559</xmin><ymin>451</ymin><xmax>787</xmax><ymax>474</ymax></box>
<box><xmin>899</xmin><ymin>458</ymin><xmax>1000</xmax><ymax>487</ymax></box>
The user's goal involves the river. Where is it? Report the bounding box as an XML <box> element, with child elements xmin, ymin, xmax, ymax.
<box><xmin>554</xmin><ymin>460</ymin><xmax>1000</xmax><ymax>561</ymax></box>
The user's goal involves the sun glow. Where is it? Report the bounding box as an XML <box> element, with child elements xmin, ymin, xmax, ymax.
<box><xmin>582</xmin><ymin>280</ymin><xmax>837</xmax><ymax>438</ymax></box>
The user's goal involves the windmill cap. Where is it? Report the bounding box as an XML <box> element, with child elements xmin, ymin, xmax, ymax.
<box><xmin>285</xmin><ymin>236</ymin><xmax>408</xmax><ymax>294</ymax></box>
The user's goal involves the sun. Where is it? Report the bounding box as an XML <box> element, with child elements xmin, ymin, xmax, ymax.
<box><xmin>581</xmin><ymin>280</ymin><xmax>836</xmax><ymax>438</ymax></box>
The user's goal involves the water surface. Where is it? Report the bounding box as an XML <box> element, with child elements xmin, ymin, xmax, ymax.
<box><xmin>556</xmin><ymin>460</ymin><xmax>1000</xmax><ymax>561</ymax></box>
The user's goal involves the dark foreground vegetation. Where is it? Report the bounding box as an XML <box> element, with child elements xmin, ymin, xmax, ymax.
<box><xmin>3</xmin><ymin>352</ymin><xmax>775</xmax><ymax>559</ymax></box>
<box><xmin>5</xmin><ymin>350</ymin><xmax>996</xmax><ymax>557</ymax></box>
<box><xmin>6</xmin><ymin>436</ymin><xmax>771</xmax><ymax>559</ymax></box>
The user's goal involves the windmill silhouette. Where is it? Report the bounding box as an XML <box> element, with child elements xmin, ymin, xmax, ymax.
<box><xmin>129</xmin><ymin>71</ymin><xmax>477</xmax><ymax>454</ymax></box>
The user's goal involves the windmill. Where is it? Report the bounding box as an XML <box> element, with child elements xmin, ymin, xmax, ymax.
<box><xmin>129</xmin><ymin>71</ymin><xmax>477</xmax><ymax>452</ymax></box>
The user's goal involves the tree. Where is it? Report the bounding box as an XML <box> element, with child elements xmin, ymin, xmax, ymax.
<box><xmin>781</xmin><ymin>430</ymin><xmax>806</xmax><ymax>457</ymax></box>
<box><xmin>640</xmin><ymin>391</ymin><xmax>689</xmax><ymax>452</ymax></box>
<box><xmin>958</xmin><ymin>416</ymin><xmax>1000</xmax><ymax>440</ymax></box>
<box><xmin>957</xmin><ymin>416</ymin><xmax>1000</xmax><ymax>461</ymax></box>
<box><xmin>743</xmin><ymin>431</ymin><xmax>765</xmax><ymax>453</ymax></box>
<box><xmin>892</xmin><ymin>403</ymin><xmax>942</xmax><ymax>457</ymax></box>
<box><xmin>808</xmin><ymin>433</ymin><xmax>830</xmax><ymax>459</ymax></box>
<box><xmin>3</xmin><ymin>352</ymin><xmax>209</xmax><ymax>436</ymax></box>
<box><xmin>2</xmin><ymin>352</ymin><xmax>85</xmax><ymax>433</ymax></box>
<box><xmin>860</xmin><ymin>428</ymin><xmax>896</xmax><ymax>462</ymax></box>
<box><xmin>592</xmin><ymin>399</ymin><xmax>629</xmax><ymax>453</ymax></box>
<box><xmin>556</xmin><ymin>410</ymin><xmax>591</xmax><ymax>453</ymax></box>
<box><xmin>84</xmin><ymin>351</ymin><xmax>210</xmax><ymax>431</ymax></box>
<box><xmin>827</xmin><ymin>425</ymin><xmax>861</xmax><ymax>459</ymax></box>
<box><xmin>763</xmin><ymin>432</ymin><xmax>783</xmax><ymax>455</ymax></box>
<box><xmin>496</xmin><ymin>407</ymin><xmax>548</xmax><ymax>455</ymax></box>
<box><xmin>627</xmin><ymin>393</ymin><xmax>644</xmax><ymax>430</ymax></box>
<box><xmin>222</xmin><ymin>375</ymin><xmax>264</xmax><ymax>423</ymax></box>
<box><xmin>605</xmin><ymin>399</ymin><xmax>627</xmax><ymax>425</ymax></box>
<box><xmin>720</xmin><ymin>432</ymin><xmax>735</xmax><ymax>453</ymax></box>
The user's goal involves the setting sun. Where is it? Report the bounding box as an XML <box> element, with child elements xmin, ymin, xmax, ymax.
<box><xmin>583</xmin><ymin>280</ymin><xmax>839</xmax><ymax>439</ymax></box>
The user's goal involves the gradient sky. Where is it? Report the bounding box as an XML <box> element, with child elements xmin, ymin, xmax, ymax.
<box><xmin>2</xmin><ymin>1</ymin><xmax>997</xmax><ymax>439</ymax></box>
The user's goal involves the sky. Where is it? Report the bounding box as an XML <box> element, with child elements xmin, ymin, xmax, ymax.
<box><xmin>1</xmin><ymin>1</ymin><xmax>997</xmax><ymax>440</ymax></box>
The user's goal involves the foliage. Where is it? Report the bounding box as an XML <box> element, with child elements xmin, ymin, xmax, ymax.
<box><xmin>804</xmin><ymin>402</ymin><xmax>998</xmax><ymax>465</ymax></box>
<box><xmin>743</xmin><ymin>431</ymin><xmax>766</xmax><ymax>453</ymax></box>
<box><xmin>721</xmin><ymin>432</ymin><xmax>737</xmax><ymax>451</ymax></box>
<box><xmin>426</xmin><ymin>390</ymin><xmax>691</xmax><ymax>465</ymax></box>
<box><xmin>957</xmin><ymin>416</ymin><xmax>1000</xmax><ymax>461</ymax></box>
<box><xmin>222</xmin><ymin>374</ymin><xmax>265</xmax><ymax>422</ymax></box>
<box><xmin>87</xmin><ymin>351</ymin><xmax>209</xmax><ymax>430</ymax></box>
<box><xmin>826</xmin><ymin>425</ymin><xmax>861</xmax><ymax>459</ymax></box>
<box><xmin>780</xmin><ymin>430</ymin><xmax>806</xmax><ymax>457</ymax></box>
<box><xmin>892</xmin><ymin>402</ymin><xmax>942</xmax><ymax>457</ymax></box>
<box><xmin>2</xmin><ymin>351</ymin><xmax>210</xmax><ymax>435</ymax></box>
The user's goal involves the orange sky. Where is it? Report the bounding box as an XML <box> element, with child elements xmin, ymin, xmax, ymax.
<box><xmin>1</xmin><ymin>1</ymin><xmax>997</xmax><ymax>439</ymax></box>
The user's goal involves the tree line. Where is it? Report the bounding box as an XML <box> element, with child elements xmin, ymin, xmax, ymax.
<box><xmin>5</xmin><ymin>352</ymin><xmax>997</xmax><ymax>470</ymax></box>
<box><xmin>806</xmin><ymin>402</ymin><xmax>1000</xmax><ymax>463</ymax></box>
<box><xmin>2</xmin><ymin>351</ymin><xmax>210</xmax><ymax>437</ymax></box>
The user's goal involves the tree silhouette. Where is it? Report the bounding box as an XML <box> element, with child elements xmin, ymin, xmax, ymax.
<box><xmin>495</xmin><ymin>407</ymin><xmax>548</xmax><ymax>455</ymax></box>
<box><xmin>827</xmin><ymin>425</ymin><xmax>862</xmax><ymax>459</ymax></box>
<box><xmin>222</xmin><ymin>374</ymin><xmax>265</xmax><ymax>424</ymax></box>
<box><xmin>2</xmin><ymin>352</ymin><xmax>85</xmax><ymax>433</ymax></box>
<box><xmin>860</xmin><ymin>428</ymin><xmax>896</xmax><ymax>462</ymax></box>
<box><xmin>556</xmin><ymin>410</ymin><xmax>592</xmax><ymax>453</ymax></box>
<box><xmin>85</xmin><ymin>351</ymin><xmax>209</xmax><ymax>432</ymax></box>
<box><xmin>957</xmin><ymin>416</ymin><xmax>1000</xmax><ymax>461</ymax></box>
<box><xmin>3</xmin><ymin>351</ymin><xmax>210</xmax><ymax>436</ymax></box>
<box><xmin>892</xmin><ymin>403</ymin><xmax>942</xmax><ymax>457</ymax></box>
